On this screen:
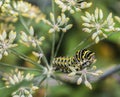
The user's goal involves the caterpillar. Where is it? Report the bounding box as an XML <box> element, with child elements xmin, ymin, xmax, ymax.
<box><xmin>53</xmin><ymin>49</ymin><xmax>96</xmax><ymax>73</ymax></box>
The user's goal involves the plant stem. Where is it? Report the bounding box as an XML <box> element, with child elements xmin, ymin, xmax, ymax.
<box><xmin>52</xmin><ymin>0</ymin><xmax>55</xmax><ymax>19</ymax></box>
<box><xmin>52</xmin><ymin>65</ymin><xmax>120</xmax><ymax>84</ymax></box>
<box><xmin>54</xmin><ymin>33</ymin><xmax>64</xmax><ymax>57</ymax></box>
<box><xmin>38</xmin><ymin>75</ymin><xmax>47</xmax><ymax>87</ymax></box>
<box><xmin>19</xmin><ymin>15</ymin><xmax>29</xmax><ymax>33</ymax></box>
<box><xmin>0</xmin><ymin>62</ymin><xmax>41</xmax><ymax>72</ymax></box>
<box><xmin>44</xmin><ymin>77</ymin><xmax>49</xmax><ymax>97</ymax></box>
<box><xmin>50</xmin><ymin>0</ymin><xmax>56</xmax><ymax>65</ymax></box>
<box><xmin>36</xmin><ymin>44</ymin><xmax>50</xmax><ymax>69</ymax></box>
<box><xmin>10</xmin><ymin>49</ymin><xmax>44</xmax><ymax>69</ymax></box>
<box><xmin>98</xmin><ymin>65</ymin><xmax>120</xmax><ymax>81</ymax></box>
<box><xmin>50</xmin><ymin>32</ymin><xmax>55</xmax><ymax>65</ymax></box>
<box><xmin>73</xmin><ymin>34</ymin><xmax>92</xmax><ymax>51</ymax></box>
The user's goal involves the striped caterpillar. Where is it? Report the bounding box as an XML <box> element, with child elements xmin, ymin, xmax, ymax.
<box><xmin>53</xmin><ymin>49</ymin><xmax>96</xmax><ymax>73</ymax></box>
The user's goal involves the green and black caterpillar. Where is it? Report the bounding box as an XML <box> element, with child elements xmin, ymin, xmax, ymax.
<box><xmin>53</xmin><ymin>49</ymin><xmax>96</xmax><ymax>73</ymax></box>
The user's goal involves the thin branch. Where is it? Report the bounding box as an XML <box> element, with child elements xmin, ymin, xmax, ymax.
<box><xmin>50</xmin><ymin>0</ymin><xmax>56</xmax><ymax>65</ymax></box>
<box><xmin>98</xmin><ymin>65</ymin><xmax>120</xmax><ymax>81</ymax></box>
<box><xmin>52</xmin><ymin>65</ymin><xmax>120</xmax><ymax>84</ymax></box>
<box><xmin>19</xmin><ymin>15</ymin><xmax>29</xmax><ymax>33</ymax></box>
<box><xmin>72</xmin><ymin>34</ymin><xmax>92</xmax><ymax>51</ymax></box>
<box><xmin>10</xmin><ymin>49</ymin><xmax>44</xmax><ymax>69</ymax></box>
<box><xmin>50</xmin><ymin>32</ymin><xmax>55</xmax><ymax>65</ymax></box>
<box><xmin>38</xmin><ymin>76</ymin><xmax>47</xmax><ymax>87</ymax></box>
<box><xmin>36</xmin><ymin>44</ymin><xmax>50</xmax><ymax>69</ymax></box>
<box><xmin>52</xmin><ymin>73</ymin><xmax>79</xmax><ymax>84</ymax></box>
<box><xmin>52</xmin><ymin>0</ymin><xmax>56</xmax><ymax>19</ymax></box>
<box><xmin>0</xmin><ymin>62</ymin><xmax>41</xmax><ymax>72</ymax></box>
<box><xmin>54</xmin><ymin>32</ymin><xmax>65</xmax><ymax>58</ymax></box>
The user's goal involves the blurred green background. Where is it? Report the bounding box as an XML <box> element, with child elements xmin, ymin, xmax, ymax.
<box><xmin>0</xmin><ymin>0</ymin><xmax>120</xmax><ymax>97</ymax></box>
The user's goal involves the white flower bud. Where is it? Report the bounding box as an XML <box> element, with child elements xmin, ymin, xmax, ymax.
<box><xmin>115</xmin><ymin>28</ymin><xmax>120</xmax><ymax>31</ymax></box>
<box><xmin>28</xmin><ymin>94</ymin><xmax>32</xmax><ymax>97</ymax></box>
<box><xmin>68</xmin><ymin>72</ymin><xmax>76</xmax><ymax>77</ymax></box>
<box><xmin>95</xmin><ymin>36</ymin><xmax>100</xmax><ymax>43</ymax></box>
<box><xmin>50</xmin><ymin>13</ymin><xmax>55</xmax><ymax>23</ymax></box>
<box><xmin>107</xmin><ymin>13</ymin><xmax>112</xmax><ymax>21</ymax></box>
<box><xmin>91</xmin><ymin>73</ymin><xmax>99</xmax><ymax>76</ymax></box>
<box><xmin>24</xmin><ymin>89</ymin><xmax>30</xmax><ymax>94</ymax></box>
<box><xmin>21</xmin><ymin>95</ymin><xmax>25</xmax><ymax>97</ymax></box>
<box><xmin>77</xmin><ymin>77</ymin><xmax>82</xmax><ymax>85</ymax></box>
<box><xmin>115</xmin><ymin>16</ymin><xmax>120</xmax><ymax>23</ymax></box>
<box><xmin>32</xmin><ymin>86</ymin><xmax>39</xmax><ymax>90</ymax></box>
<box><xmin>20</xmin><ymin>31</ymin><xmax>28</xmax><ymax>42</ymax></box>
<box><xmin>99</xmin><ymin>9</ymin><xmax>103</xmax><ymax>19</ymax></box>
<box><xmin>95</xmin><ymin>8</ymin><xmax>99</xmax><ymax>20</ymax></box>
<box><xmin>29</xmin><ymin>26</ymin><xmax>34</xmax><ymax>36</ymax></box>
<box><xmin>82</xmin><ymin>23</ymin><xmax>92</xmax><ymax>27</ymax></box>
<box><xmin>75</xmin><ymin>8</ymin><xmax>80</xmax><ymax>12</ymax></box>
<box><xmin>102</xmin><ymin>33</ymin><xmax>107</xmax><ymax>38</ymax></box>
<box><xmin>62</xmin><ymin>28</ymin><xmax>67</xmax><ymax>33</ymax></box>
<box><xmin>32</xmin><ymin>42</ymin><xmax>36</xmax><ymax>48</ymax></box>
<box><xmin>65</xmin><ymin>24</ymin><xmax>73</xmax><ymax>30</ymax></box>
<box><xmin>92</xmin><ymin>66</ymin><xmax>97</xmax><ymax>70</ymax></box>
<box><xmin>83</xmin><ymin>28</ymin><xmax>92</xmax><ymax>33</ymax></box>
<box><xmin>92</xmin><ymin>32</ymin><xmax>98</xmax><ymax>40</ymax></box>
<box><xmin>4</xmin><ymin>51</ymin><xmax>8</xmax><ymax>56</ymax></box>
<box><xmin>85</xmin><ymin>12</ymin><xmax>91</xmax><ymax>20</ymax></box>
<box><xmin>9</xmin><ymin>31</ymin><xmax>16</xmax><ymax>41</ymax></box>
<box><xmin>57</xmin><ymin>16</ymin><xmax>61</xmax><ymax>23</ymax></box>
<box><xmin>70</xmin><ymin>9</ymin><xmax>74</xmax><ymax>14</ymax></box>
<box><xmin>81</xmin><ymin>16</ymin><xmax>90</xmax><ymax>22</ymax></box>
<box><xmin>2</xmin><ymin>31</ymin><xmax>7</xmax><ymax>40</ymax></box>
<box><xmin>13</xmin><ymin>75</ymin><xmax>19</xmax><ymax>83</ymax></box>
<box><xmin>84</xmin><ymin>80</ymin><xmax>92</xmax><ymax>90</ymax></box>
<box><xmin>12</xmin><ymin>95</ymin><xmax>19</xmax><ymax>97</ymax></box>
<box><xmin>95</xmin><ymin>70</ymin><xmax>103</xmax><ymax>75</ymax></box>
<box><xmin>9</xmin><ymin>77</ymin><xmax>15</xmax><ymax>85</ymax></box>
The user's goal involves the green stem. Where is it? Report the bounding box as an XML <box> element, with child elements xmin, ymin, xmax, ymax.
<box><xmin>73</xmin><ymin>34</ymin><xmax>92</xmax><ymax>51</ymax></box>
<box><xmin>45</xmin><ymin>77</ymin><xmax>49</xmax><ymax>97</ymax></box>
<box><xmin>38</xmin><ymin>75</ymin><xmax>47</xmax><ymax>87</ymax></box>
<box><xmin>36</xmin><ymin>44</ymin><xmax>49</xmax><ymax>69</ymax></box>
<box><xmin>0</xmin><ymin>62</ymin><xmax>41</xmax><ymax>72</ymax></box>
<box><xmin>10</xmin><ymin>49</ymin><xmax>44</xmax><ymax>69</ymax></box>
<box><xmin>50</xmin><ymin>32</ymin><xmax>55</xmax><ymax>65</ymax></box>
<box><xmin>52</xmin><ymin>0</ymin><xmax>55</xmax><ymax>19</ymax></box>
<box><xmin>50</xmin><ymin>0</ymin><xmax>56</xmax><ymax>65</ymax></box>
<box><xmin>54</xmin><ymin>33</ymin><xmax>64</xmax><ymax>57</ymax></box>
<box><xmin>19</xmin><ymin>15</ymin><xmax>29</xmax><ymax>33</ymax></box>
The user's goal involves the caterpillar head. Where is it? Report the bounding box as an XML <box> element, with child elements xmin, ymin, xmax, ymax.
<box><xmin>74</xmin><ymin>49</ymin><xmax>96</xmax><ymax>69</ymax></box>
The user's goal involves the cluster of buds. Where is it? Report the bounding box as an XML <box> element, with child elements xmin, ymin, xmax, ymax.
<box><xmin>1</xmin><ymin>0</ymin><xmax>45</xmax><ymax>23</ymax></box>
<box><xmin>2</xmin><ymin>69</ymin><xmax>38</xmax><ymax>97</ymax></box>
<box><xmin>0</xmin><ymin>30</ymin><xmax>17</xmax><ymax>60</ymax></box>
<box><xmin>68</xmin><ymin>66</ymin><xmax>103</xmax><ymax>89</ymax></box>
<box><xmin>20</xmin><ymin>26</ymin><xmax>45</xmax><ymax>48</ymax></box>
<box><xmin>0</xmin><ymin>23</ymin><xmax>15</xmax><ymax>34</ymax></box>
<box><xmin>81</xmin><ymin>8</ymin><xmax>120</xmax><ymax>43</ymax></box>
<box><xmin>55</xmin><ymin>0</ymin><xmax>92</xmax><ymax>14</ymax></box>
<box><xmin>43</xmin><ymin>13</ymin><xmax>72</xmax><ymax>33</ymax></box>
<box><xmin>12</xmin><ymin>86</ymin><xmax>38</xmax><ymax>97</ymax></box>
<box><xmin>77</xmin><ymin>66</ymin><xmax>103</xmax><ymax>89</ymax></box>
